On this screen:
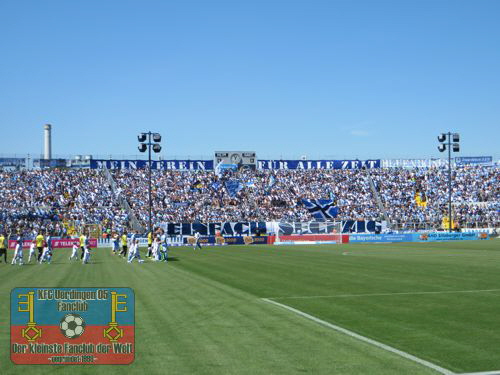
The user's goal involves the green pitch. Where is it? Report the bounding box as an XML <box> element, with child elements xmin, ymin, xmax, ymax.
<box><xmin>1</xmin><ymin>240</ymin><xmax>499</xmax><ymax>374</ymax></box>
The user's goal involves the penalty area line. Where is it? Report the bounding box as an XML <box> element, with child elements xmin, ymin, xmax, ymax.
<box><xmin>261</xmin><ymin>297</ymin><xmax>453</xmax><ymax>375</ymax></box>
<box><xmin>264</xmin><ymin>288</ymin><xmax>500</xmax><ymax>301</ymax></box>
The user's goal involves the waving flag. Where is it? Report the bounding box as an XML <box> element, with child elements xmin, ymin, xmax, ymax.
<box><xmin>225</xmin><ymin>180</ymin><xmax>243</xmax><ymax>198</ymax></box>
<box><xmin>211</xmin><ymin>181</ymin><xmax>221</xmax><ymax>191</ymax></box>
<box><xmin>190</xmin><ymin>180</ymin><xmax>203</xmax><ymax>190</ymax></box>
<box><xmin>265</xmin><ymin>175</ymin><xmax>276</xmax><ymax>195</ymax></box>
<box><xmin>215</xmin><ymin>161</ymin><xmax>223</xmax><ymax>177</ymax></box>
<box><xmin>302</xmin><ymin>199</ymin><xmax>339</xmax><ymax>220</ymax></box>
<box><xmin>329</xmin><ymin>191</ymin><xmax>337</xmax><ymax>204</ymax></box>
<box><xmin>268</xmin><ymin>175</ymin><xmax>275</xmax><ymax>187</ymax></box>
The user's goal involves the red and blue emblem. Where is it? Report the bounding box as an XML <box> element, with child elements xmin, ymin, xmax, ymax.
<box><xmin>11</xmin><ymin>287</ymin><xmax>135</xmax><ymax>365</ymax></box>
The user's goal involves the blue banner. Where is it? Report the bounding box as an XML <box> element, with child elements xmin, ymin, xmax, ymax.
<box><xmin>258</xmin><ymin>160</ymin><xmax>380</xmax><ymax>170</ymax></box>
<box><xmin>0</xmin><ymin>157</ymin><xmax>25</xmax><ymax>167</ymax></box>
<box><xmin>162</xmin><ymin>222</ymin><xmax>267</xmax><ymax>236</ymax></box>
<box><xmin>90</xmin><ymin>159</ymin><xmax>213</xmax><ymax>170</ymax></box>
<box><xmin>161</xmin><ymin>221</ymin><xmax>381</xmax><ymax>236</ymax></box>
<box><xmin>35</xmin><ymin>159</ymin><xmax>67</xmax><ymax>168</ymax></box>
<box><xmin>341</xmin><ymin>220</ymin><xmax>381</xmax><ymax>234</ymax></box>
<box><xmin>382</xmin><ymin>159</ymin><xmax>448</xmax><ymax>168</ymax></box>
<box><xmin>91</xmin><ymin>159</ymin><xmax>379</xmax><ymax>170</ymax></box>
<box><xmin>455</xmin><ymin>156</ymin><xmax>492</xmax><ymax>165</ymax></box>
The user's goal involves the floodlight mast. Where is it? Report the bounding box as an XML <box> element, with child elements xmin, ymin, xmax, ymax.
<box><xmin>437</xmin><ymin>132</ymin><xmax>460</xmax><ymax>232</ymax></box>
<box><xmin>138</xmin><ymin>132</ymin><xmax>162</xmax><ymax>235</ymax></box>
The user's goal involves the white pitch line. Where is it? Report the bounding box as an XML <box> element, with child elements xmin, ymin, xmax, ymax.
<box><xmin>262</xmin><ymin>297</ymin><xmax>454</xmax><ymax>375</ymax></box>
<box><xmin>266</xmin><ymin>289</ymin><xmax>500</xmax><ymax>300</ymax></box>
<box><xmin>456</xmin><ymin>371</ymin><xmax>500</xmax><ymax>375</ymax></box>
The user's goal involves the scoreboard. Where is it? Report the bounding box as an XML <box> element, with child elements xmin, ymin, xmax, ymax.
<box><xmin>214</xmin><ymin>151</ymin><xmax>257</xmax><ymax>170</ymax></box>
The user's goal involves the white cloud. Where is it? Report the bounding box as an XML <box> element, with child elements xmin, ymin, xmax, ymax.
<box><xmin>350</xmin><ymin>130</ymin><xmax>370</xmax><ymax>137</ymax></box>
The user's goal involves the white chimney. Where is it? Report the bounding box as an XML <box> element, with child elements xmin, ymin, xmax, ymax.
<box><xmin>44</xmin><ymin>124</ymin><xmax>52</xmax><ymax>160</ymax></box>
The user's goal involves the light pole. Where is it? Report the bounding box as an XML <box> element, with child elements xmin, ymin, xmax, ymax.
<box><xmin>138</xmin><ymin>132</ymin><xmax>162</xmax><ymax>235</ymax></box>
<box><xmin>437</xmin><ymin>132</ymin><xmax>460</xmax><ymax>232</ymax></box>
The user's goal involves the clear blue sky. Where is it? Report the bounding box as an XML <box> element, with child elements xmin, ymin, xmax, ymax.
<box><xmin>1</xmin><ymin>0</ymin><xmax>499</xmax><ymax>160</ymax></box>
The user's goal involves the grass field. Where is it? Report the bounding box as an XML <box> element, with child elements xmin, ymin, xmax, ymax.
<box><xmin>1</xmin><ymin>240</ymin><xmax>499</xmax><ymax>374</ymax></box>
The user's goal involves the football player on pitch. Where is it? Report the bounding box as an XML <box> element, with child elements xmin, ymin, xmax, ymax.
<box><xmin>82</xmin><ymin>237</ymin><xmax>92</xmax><ymax>264</ymax></box>
<box><xmin>193</xmin><ymin>231</ymin><xmax>202</xmax><ymax>251</ymax></box>
<box><xmin>69</xmin><ymin>241</ymin><xmax>79</xmax><ymax>261</ymax></box>
<box><xmin>0</xmin><ymin>232</ymin><xmax>7</xmax><ymax>263</ymax></box>
<box><xmin>11</xmin><ymin>232</ymin><xmax>24</xmax><ymax>265</ymax></box>
<box><xmin>28</xmin><ymin>239</ymin><xmax>37</xmax><ymax>263</ymax></box>
<box><xmin>159</xmin><ymin>230</ymin><xmax>169</xmax><ymax>262</ymax></box>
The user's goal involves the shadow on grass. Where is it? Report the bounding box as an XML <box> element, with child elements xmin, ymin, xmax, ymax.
<box><xmin>143</xmin><ymin>256</ymin><xmax>180</xmax><ymax>262</ymax></box>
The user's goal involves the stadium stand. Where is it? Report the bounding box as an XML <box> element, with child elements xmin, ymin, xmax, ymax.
<box><xmin>0</xmin><ymin>166</ymin><xmax>498</xmax><ymax>235</ymax></box>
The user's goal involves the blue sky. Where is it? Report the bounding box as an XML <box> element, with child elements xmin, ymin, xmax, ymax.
<box><xmin>1</xmin><ymin>0</ymin><xmax>499</xmax><ymax>160</ymax></box>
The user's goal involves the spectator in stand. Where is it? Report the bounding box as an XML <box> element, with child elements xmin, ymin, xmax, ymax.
<box><xmin>0</xmin><ymin>166</ymin><xmax>498</xmax><ymax>232</ymax></box>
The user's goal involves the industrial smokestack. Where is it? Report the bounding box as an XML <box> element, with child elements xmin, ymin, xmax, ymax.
<box><xmin>44</xmin><ymin>124</ymin><xmax>52</xmax><ymax>160</ymax></box>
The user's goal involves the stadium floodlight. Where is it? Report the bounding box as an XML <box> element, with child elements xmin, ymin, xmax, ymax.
<box><xmin>437</xmin><ymin>132</ymin><xmax>460</xmax><ymax>233</ymax></box>
<box><xmin>137</xmin><ymin>131</ymin><xmax>162</xmax><ymax>235</ymax></box>
<box><xmin>153</xmin><ymin>133</ymin><xmax>161</xmax><ymax>143</ymax></box>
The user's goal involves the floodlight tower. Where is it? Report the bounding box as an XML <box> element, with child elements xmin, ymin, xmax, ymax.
<box><xmin>138</xmin><ymin>132</ymin><xmax>162</xmax><ymax>235</ymax></box>
<box><xmin>437</xmin><ymin>133</ymin><xmax>460</xmax><ymax>232</ymax></box>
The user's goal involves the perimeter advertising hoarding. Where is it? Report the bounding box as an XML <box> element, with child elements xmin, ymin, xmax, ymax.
<box><xmin>274</xmin><ymin>234</ymin><xmax>349</xmax><ymax>244</ymax></box>
<box><xmin>415</xmin><ymin>232</ymin><xmax>489</xmax><ymax>242</ymax></box>
<box><xmin>183</xmin><ymin>236</ymin><xmax>269</xmax><ymax>245</ymax></box>
<box><xmin>349</xmin><ymin>232</ymin><xmax>489</xmax><ymax>243</ymax></box>
<box><xmin>8</xmin><ymin>239</ymin><xmax>98</xmax><ymax>250</ymax></box>
<box><xmin>349</xmin><ymin>234</ymin><xmax>415</xmax><ymax>243</ymax></box>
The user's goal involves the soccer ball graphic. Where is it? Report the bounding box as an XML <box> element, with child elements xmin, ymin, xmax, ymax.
<box><xmin>60</xmin><ymin>314</ymin><xmax>86</xmax><ymax>339</ymax></box>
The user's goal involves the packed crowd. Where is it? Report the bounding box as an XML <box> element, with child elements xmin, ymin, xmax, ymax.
<box><xmin>370</xmin><ymin>167</ymin><xmax>499</xmax><ymax>228</ymax></box>
<box><xmin>111</xmin><ymin>166</ymin><xmax>499</xmax><ymax>228</ymax></box>
<box><xmin>0</xmin><ymin>166</ymin><xmax>498</xmax><ymax>234</ymax></box>
<box><xmin>0</xmin><ymin>169</ymin><xmax>129</xmax><ymax>235</ymax></box>
<box><xmin>110</xmin><ymin>168</ymin><xmax>380</xmax><ymax>224</ymax></box>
